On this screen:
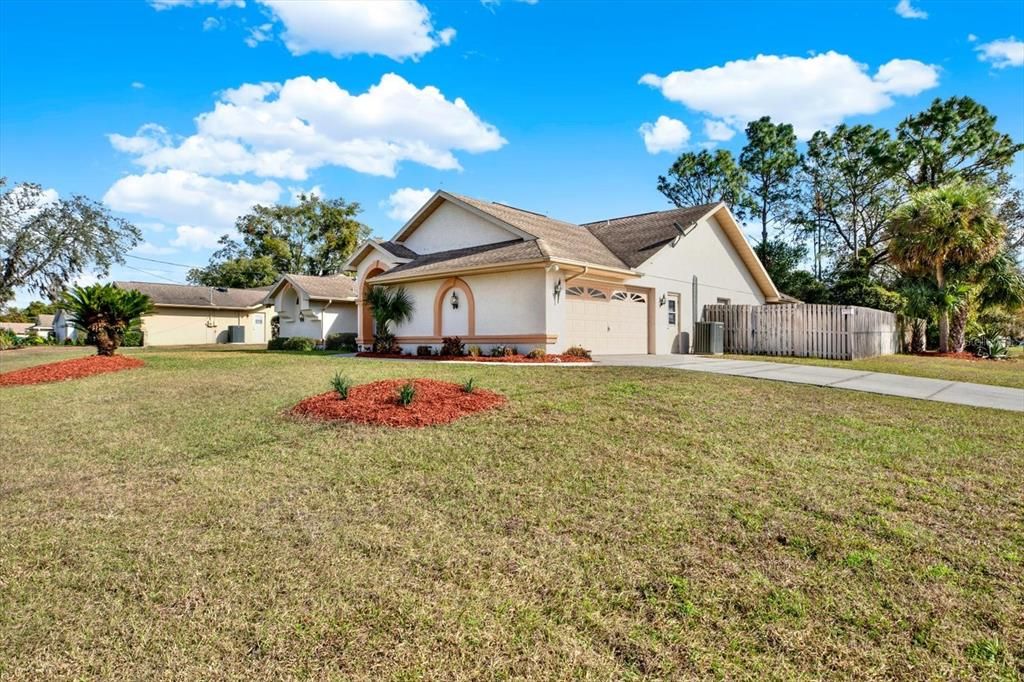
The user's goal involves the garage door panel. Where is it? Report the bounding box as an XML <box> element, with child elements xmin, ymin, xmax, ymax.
<box><xmin>564</xmin><ymin>282</ymin><xmax>647</xmax><ymax>355</ymax></box>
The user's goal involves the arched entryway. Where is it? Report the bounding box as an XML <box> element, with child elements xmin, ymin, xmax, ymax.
<box><xmin>357</xmin><ymin>261</ymin><xmax>388</xmax><ymax>345</ymax></box>
<box><xmin>433</xmin><ymin>277</ymin><xmax>475</xmax><ymax>337</ymax></box>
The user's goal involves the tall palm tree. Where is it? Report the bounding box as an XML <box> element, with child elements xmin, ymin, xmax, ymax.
<box><xmin>363</xmin><ymin>285</ymin><xmax>413</xmax><ymax>352</ymax></box>
<box><xmin>887</xmin><ymin>181</ymin><xmax>1005</xmax><ymax>353</ymax></box>
<box><xmin>61</xmin><ymin>284</ymin><xmax>153</xmax><ymax>356</ymax></box>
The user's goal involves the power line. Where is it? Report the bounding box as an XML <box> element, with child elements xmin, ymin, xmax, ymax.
<box><xmin>122</xmin><ymin>264</ymin><xmax>185</xmax><ymax>285</ymax></box>
<box><xmin>125</xmin><ymin>254</ymin><xmax>197</xmax><ymax>269</ymax></box>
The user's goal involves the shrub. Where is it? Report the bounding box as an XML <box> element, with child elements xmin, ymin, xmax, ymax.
<box><xmin>372</xmin><ymin>333</ymin><xmax>400</xmax><ymax>354</ymax></box>
<box><xmin>282</xmin><ymin>336</ymin><xmax>316</xmax><ymax>352</ymax></box>
<box><xmin>63</xmin><ymin>337</ymin><xmax>74</xmax><ymax>346</ymax></box>
<box><xmin>267</xmin><ymin>337</ymin><xmax>287</xmax><ymax>351</ymax></box>
<box><xmin>416</xmin><ymin>345</ymin><xmax>434</xmax><ymax>357</ymax></box>
<box><xmin>467</xmin><ymin>344</ymin><xmax>482</xmax><ymax>357</ymax></box>
<box><xmin>324</xmin><ymin>332</ymin><xmax>357</xmax><ymax>352</ymax></box>
<box><xmin>397</xmin><ymin>381</ymin><xmax>416</xmax><ymax>406</ymax></box>
<box><xmin>441</xmin><ymin>336</ymin><xmax>465</xmax><ymax>356</ymax></box>
<box><xmin>462</xmin><ymin>377</ymin><xmax>476</xmax><ymax>394</ymax></box>
<box><xmin>490</xmin><ymin>344</ymin><xmax>518</xmax><ymax>357</ymax></box>
<box><xmin>122</xmin><ymin>330</ymin><xmax>143</xmax><ymax>347</ymax></box>
<box><xmin>18</xmin><ymin>335</ymin><xmax>45</xmax><ymax>346</ymax></box>
<box><xmin>330</xmin><ymin>372</ymin><xmax>352</xmax><ymax>400</ymax></box>
<box><xmin>970</xmin><ymin>330</ymin><xmax>1009</xmax><ymax>360</ymax></box>
<box><xmin>526</xmin><ymin>347</ymin><xmax>545</xmax><ymax>359</ymax></box>
<box><xmin>0</xmin><ymin>329</ymin><xmax>16</xmax><ymax>350</ymax></box>
<box><xmin>564</xmin><ymin>345</ymin><xmax>592</xmax><ymax>359</ymax></box>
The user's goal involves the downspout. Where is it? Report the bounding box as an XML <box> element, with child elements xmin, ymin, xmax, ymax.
<box><xmin>564</xmin><ymin>266</ymin><xmax>589</xmax><ymax>283</ymax></box>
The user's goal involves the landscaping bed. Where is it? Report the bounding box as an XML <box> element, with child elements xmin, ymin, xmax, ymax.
<box><xmin>355</xmin><ymin>352</ymin><xmax>591</xmax><ymax>363</ymax></box>
<box><xmin>0</xmin><ymin>354</ymin><xmax>143</xmax><ymax>387</ymax></box>
<box><xmin>291</xmin><ymin>378</ymin><xmax>506</xmax><ymax>427</ymax></box>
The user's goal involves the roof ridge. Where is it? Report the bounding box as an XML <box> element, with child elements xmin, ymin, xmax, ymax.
<box><xmin>581</xmin><ymin>202</ymin><xmax>720</xmax><ymax>226</ymax></box>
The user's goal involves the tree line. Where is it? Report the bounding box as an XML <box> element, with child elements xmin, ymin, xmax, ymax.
<box><xmin>658</xmin><ymin>96</ymin><xmax>1024</xmax><ymax>353</ymax></box>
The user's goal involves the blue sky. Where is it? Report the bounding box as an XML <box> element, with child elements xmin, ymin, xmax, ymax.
<box><xmin>2</xmin><ymin>0</ymin><xmax>1022</xmax><ymax>303</ymax></box>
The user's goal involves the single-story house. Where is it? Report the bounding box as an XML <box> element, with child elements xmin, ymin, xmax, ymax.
<box><xmin>30</xmin><ymin>314</ymin><xmax>54</xmax><ymax>337</ymax></box>
<box><xmin>114</xmin><ymin>281</ymin><xmax>275</xmax><ymax>346</ymax></box>
<box><xmin>264</xmin><ymin>274</ymin><xmax>358</xmax><ymax>341</ymax></box>
<box><xmin>343</xmin><ymin>190</ymin><xmax>780</xmax><ymax>355</ymax></box>
<box><xmin>0</xmin><ymin>321</ymin><xmax>33</xmax><ymax>338</ymax></box>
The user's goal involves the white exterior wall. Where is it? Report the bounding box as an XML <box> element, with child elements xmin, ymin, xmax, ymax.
<box><xmin>400</xmin><ymin>202</ymin><xmax>518</xmax><ymax>253</ymax></box>
<box><xmin>274</xmin><ymin>282</ymin><xmax>357</xmax><ymax>341</ymax></box>
<box><xmin>630</xmin><ymin>214</ymin><xmax>765</xmax><ymax>353</ymax></box>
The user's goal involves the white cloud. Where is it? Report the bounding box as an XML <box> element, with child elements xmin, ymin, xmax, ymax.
<box><xmin>103</xmin><ymin>170</ymin><xmax>280</xmax><ymax>230</ymax></box>
<box><xmin>109</xmin><ymin>73</ymin><xmax>506</xmax><ymax>180</ymax></box>
<box><xmin>170</xmin><ymin>225</ymin><xmax>224</xmax><ymax>251</ymax></box>
<box><xmin>894</xmin><ymin>0</ymin><xmax>927</xmax><ymax>19</ymax></box>
<box><xmin>638</xmin><ymin>116</ymin><xmax>690</xmax><ymax>154</ymax></box>
<box><xmin>245</xmin><ymin>23</ymin><xmax>273</xmax><ymax>48</ymax></box>
<box><xmin>134</xmin><ymin>242</ymin><xmax>179</xmax><ymax>256</ymax></box>
<box><xmin>131</xmin><ymin>81</ymin><xmax>145</xmax><ymax>90</ymax></box>
<box><xmin>203</xmin><ymin>16</ymin><xmax>221</xmax><ymax>30</ymax></box>
<box><xmin>150</xmin><ymin>0</ymin><xmax>244</xmax><ymax>9</ymax></box>
<box><xmin>258</xmin><ymin>0</ymin><xmax>454</xmax><ymax>61</ymax></box>
<box><xmin>640</xmin><ymin>51</ymin><xmax>940</xmax><ymax>139</ymax></box>
<box><xmin>382</xmin><ymin>187</ymin><xmax>434</xmax><ymax>221</ymax></box>
<box><xmin>703</xmin><ymin>119</ymin><xmax>736</xmax><ymax>142</ymax></box>
<box><xmin>967</xmin><ymin>33</ymin><xmax>978</xmax><ymax>42</ymax></box>
<box><xmin>976</xmin><ymin>37</ymin><xmax>1024</xmax><ymax>68</ymax></box>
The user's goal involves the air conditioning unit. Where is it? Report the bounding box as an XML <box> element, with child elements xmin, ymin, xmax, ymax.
<box><xmin>693</xmin><ymin>321</ymin><xmax>724</xmax><ymax>355</ymax></box>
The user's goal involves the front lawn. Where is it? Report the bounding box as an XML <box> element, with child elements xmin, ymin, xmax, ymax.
<box><xmin>725</xmin><ymin>351</ymin><xmax>1024</xmax><ymax>389</ymax></box>
<box><xmin>1</xmin><ymin>350</ymin><xmax>1021</xmax><ymax>679</ymax></box>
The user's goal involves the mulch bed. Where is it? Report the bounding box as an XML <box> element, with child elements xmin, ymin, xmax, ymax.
<box><xmin>0</xmin><ymin>355</ymin><xmax>144</xmax><ymax>387</ymax></box>
<box><xmin>291</xmin><ymin>378</ymin><xmax>507</xmax><ymax>428</ymax></box>
<box><xmin>355</xmin><ymin>352</ymin><xmax>590</xmax><ymax>363</ymax></box>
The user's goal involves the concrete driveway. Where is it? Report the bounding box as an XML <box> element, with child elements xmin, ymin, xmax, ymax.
<box><xmin>594</xmin><ymin>354</ymin><xmax>1024</xmax><ymax>412</ymax></box>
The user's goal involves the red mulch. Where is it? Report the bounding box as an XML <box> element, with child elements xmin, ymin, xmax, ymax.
<box><xmin>291</xmin><ymin>378</ymin><xmax>506</xmax><ymax>428</ymax></box>
<box><xmin>0</xmin><ymin>355</ymin><xmax>144</xmax><ymax>387</ymax></box>
<box><xmin>355</xmin><ymin>352</ymin><xmax>590</xmax><ymax>363</ymax></box>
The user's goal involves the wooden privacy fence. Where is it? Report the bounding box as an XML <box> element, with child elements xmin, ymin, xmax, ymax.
<box><xmin>701</xmin><ymin>304</ymin><xmax>900</xmax><ymax>360</ymax></box>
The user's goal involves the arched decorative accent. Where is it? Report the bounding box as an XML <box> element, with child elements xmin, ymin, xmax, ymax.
<box><xmin>358</xmin><ymin>259</ymin><xmax>389</xmax><ymax>345</ymax></box>
<box><xmin>433</xmin><ymin>277</ymin><xmax>475</xmax><ymax>337</ymax></box>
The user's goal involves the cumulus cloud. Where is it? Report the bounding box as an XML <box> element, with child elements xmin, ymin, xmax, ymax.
<box><xmin>150</xmin><ymin>0</ymin><xmax>244</xmax><ymax>9</ymax></box>
<box><xmin>108</xmin><ymin>73</ymin><xmax>506</xmax><ymax>180</ymax></box>
<box><xmin>202</xmin><ymin>16</ymin><xmax>221</xmax><ymax>30</ymax></box>
<box><xmin>244</xmin><ymin>22</ymin><xmax>273</xmax><ymax>48</ymax></box>
<box><xmin>894</xmin><ymin>0</ymin><xmax>927</xmax><ymax>19</ymax></box>
<box><xmin>638</xmin><ymin>116</ymin><xmax>690</xmax><ymax>154</ymax></box>
<box><xmin>170</xmin><ymin>225</ymin><xmax>224</xmax><ymax>251</ymax></box>
<box><xmin>134</xmin><ymin>242</ymin><xmax>179</xmax><ymax>256</ymax></box>
<box><xmin>103</xmin><ymin>170</ymin><xmax>280</xmax><ymax>230</ymax></box>
<box><xmin>976</xmin><ymin>37</ymin><xmax>1024</xmax><ymax>68</ymax></box>
<box><xmin>703</xmin><ymin>119</ymin><xmax>736</xmax><ymax>142</ymax></box>
<box><xmin>640</xmin><ymin>51</ymin><xmax>939</xmax><ymax>139</ymax></box>
<box><xmin>382</xmin><ymin>187</ymin><xmax>434</xmax><ymax>221</ymax></box>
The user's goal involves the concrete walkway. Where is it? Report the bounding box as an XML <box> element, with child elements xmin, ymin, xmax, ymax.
<box><xmin>594</xmin><ymin>354</ymin><xmax>1024</xmax><ymax>412</ymax></box>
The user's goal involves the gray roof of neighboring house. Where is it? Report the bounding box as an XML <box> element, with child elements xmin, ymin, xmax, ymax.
<box><xmin>115</xmin><ymin>281</ymin><xmax>269</xmax><ymax>309</ymax></box>
<box><xmin>374</xmin><ymin>240</ymin><xmax>547</xmax><ymax>281</ymax></box>
<box><xmin>1</xmin><ymin>322</ymin><xmax>33</xmax><ymax>334</ymax></box>
<box><xmin>32</xmin><ymin>314</ymin><xmax>55</xmax><ymax>328</ymax></box>
<box><xmin>448</xmin><ymin>193</ymin><xmax>628</xmax><ymax>270</ymax></box>
<box><xmin>581</xmin><ymin>203</ymin><xmax>720</xmax><ymax>268</ymax></box>
<box><xmin>280</xmin><ymin>274</ymin><xmax>357</xmax><ymax>300</ymax></box>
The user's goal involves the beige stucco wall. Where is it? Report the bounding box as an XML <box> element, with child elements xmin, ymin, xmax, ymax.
<box><xmin>400</xmin><ymin>201</ymin><xmax>519</xmax><ymax>254</ymax></box>
<box><xmin>140</xmin><ymin>305</ymin><xmax>273</xmax><ymax>346</ymax></box>
<box><xmin>629</xmin><ymin>214</ymin><xmax>765</xmax><ymax>353</ymax></box>
<box><xmin>274</xmin><ymin>282</ymin><xmax>357</xmax><ymax>340</ymax></box>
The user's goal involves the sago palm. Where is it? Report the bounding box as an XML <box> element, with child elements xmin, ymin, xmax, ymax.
<box><xmin>363</xmin><ymin>285</ymin><xmax>413</xmax><ymax>351</ymax></box>
<box><xmin>61</xmin><ymin>284</ymin><xmax>153</xmax><ymax>356</ymax></box>
<box><xmin>887</xmin><ymin>180</ymin><xmax>1005</xmax><ymax>353</ymax></box>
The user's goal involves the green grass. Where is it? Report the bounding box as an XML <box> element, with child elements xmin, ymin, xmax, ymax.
<box><xmin>725</xmin><ymin>351</ymin><xmax>1024</xmax><ymax>389</ymax></box>
<box><xmin>2</xmin><ymin>350</ymin><xmax>1022</xmax><ymax>679</ymax></box>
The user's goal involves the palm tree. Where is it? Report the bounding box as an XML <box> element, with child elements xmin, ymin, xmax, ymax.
<box><xmin>887</xmin><ymin>181</ymin><xmax>1005</xmax><ymax>353</ymax></box>
<box><xmin>61</xmin><ymin>284</ymin><xmax>153</xmax><ymax>356</ymax></box>
<box><xmin>945</xmin><ymin>249</ymin><xmax>1024</xmax><ymax>351</ymax></box>
<box><xmin>363</xmin><ymin>285</ymin><xmax>413</xmax><ymax>352</ymax></box>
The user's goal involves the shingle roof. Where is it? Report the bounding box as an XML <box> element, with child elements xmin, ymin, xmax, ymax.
<box><xmin>115</xmin><ymin>281</ymin><xmax>269</xmax><ymax>309</ymax></box>
<box><xmin>283</xmin><ymin>274</ymin><xmax>357</xmax><ymax>300</ymax></box>
<box><xmin>1</xmin><ymin>322</ymin><xmax>33</xmax><ymax>334</ymax></box>
<box><xmin>373</xmin><ymin>240</ymin><xmax>546</xmax><ymax>281</ymax></box>
<box><xmin>582</xmin><ymin>203</ymin><xmax>720</xmax><ymax>268</ymax></box>
<box><xmin>377</xmin><ymin>241</ymin><xmax>417</xmax><ymax>259</ymax></box>
<box><xmin>33</xmin><ymin>314</ymin><xmax>55</xmax><ymax>328</ymax></box>
<box><xmin>447</xmin><ymin>193</ymin><xmax>628</xmax><ymax>270</ymax></box>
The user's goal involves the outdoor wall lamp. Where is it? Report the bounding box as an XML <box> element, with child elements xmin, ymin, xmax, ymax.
<box><xmin>450</xmin><ymin>291</ymin><xmax>459</xmax><ymax>310</ymax></box>
<box><xmin>553</xmin><ymin>278</ymin><xmax>563</xmax><ymax>303</ymax></box>
<box><xmin>659</xmin><ymin>294</ymin><xmax>666</xmax><ymax>307</ymax></box>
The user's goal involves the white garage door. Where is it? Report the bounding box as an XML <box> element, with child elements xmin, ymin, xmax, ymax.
<box><xmin>565</xmin><ymin>283</ymin><xmax>648</xmax><ymax>355</ymax></box>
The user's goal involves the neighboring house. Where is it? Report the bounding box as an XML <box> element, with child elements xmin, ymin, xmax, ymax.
<box><xmin>0</xmin><ymin>321</ymin><xmax>33</xmax><ymax>338</ymax></box>
<box><xmin>29</xmin><ymin>314</ymin><xmax>54</xmax><ymax>337</ymax></box>
<box><xmin>264</xmin><ymin>273</ymin><xmax>358</xmax><ymax>341</ymax></box>
<box><xmin>53</xmin><ymin>309</ymin><xmax>77</xmax><ymax>343</ymax></box>
<box><xmin>114</xmin><ymin>281</ymin><xmax>275</xmax><ymax>346</ymax></box>
<box><xmin>345</xmin><ymin>191</ymin><xmax>780</xmax><ymax>355</ymax></box>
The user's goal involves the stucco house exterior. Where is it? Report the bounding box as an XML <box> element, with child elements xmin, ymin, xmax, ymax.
<box><xmin>115</xmin><ymin>281</ymin><xmax>275</xmax><ymax>346</ymax></box>
<box><xmin>344</xmin><ymin>191</ymin><xmax>780</xmax><ymax>355</ymax></box>
<box><xmin>264</xmin><ymin>274</ymin><xmax>358</xmax><ymax>341</ymax></box>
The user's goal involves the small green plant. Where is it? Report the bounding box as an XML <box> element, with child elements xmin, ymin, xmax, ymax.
<box><xmin>282</xmin><ymin>336</ymin><xmax>316</xmax><ymax>351</ymax></box>
<box><xmin>0</xmin><ymin>328</ymin><xmax>16</xmax><ymax>350</ymax></box>
<box><xmin>526</xmin><ymin>347</ymin><xmax>545</xmax><ymax>359</ymax></box>
<box><xmin>416</xmin><ymin>345</ymin><xmax>434</xmax><ymax>357</ymax></box>
<box><xmin>324</xmin><ymin>332</ymin><xmax>357</xmax><ymax>352</ymax></box>
<box><xmin>267</xmin><ymin>337</ymin><xmax>287</xmax><ymax>351</ymax></box>
<box><xmin>397</xmin><ymin>381</ymin><xmax>416</xmax><ymax>406</ymax></box>
<box><xmin>462</xmin><ymin>377</ymin><xmax>476</xmax><ymax>393</ymax></box>
<box><xmin>564</xmin><ymin>345</ymin><xmax>592</xmax><ymax>359</ymax></box>
<box><xmin>330</xmin><ymin>372</ymin><xmax>352</xmax><ymax>400</ymax></box>
<box><xmin>490</xmin><ymin>344</ymin><xmax>518</xmax><ymax>357</ymax></box>
<box><xmin>441</xmin><ymin>336</ymin><xmax>465</xmax><ymax>356</ymax></box>
<box><xmin>467</xmin><ymin>344</ymin><xmax>482</xmax><ymax>357</ymax></box>
<box><xmin>965</xmin><ymin>637</ymin><xmax>1004</xmax><ymax>664</ymax></box>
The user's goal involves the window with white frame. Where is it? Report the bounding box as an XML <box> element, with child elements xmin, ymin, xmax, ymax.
<box><xmin>667</xmin><ymin>298</ymin><xmax>677</xmax><ymax>325</ymax></box>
